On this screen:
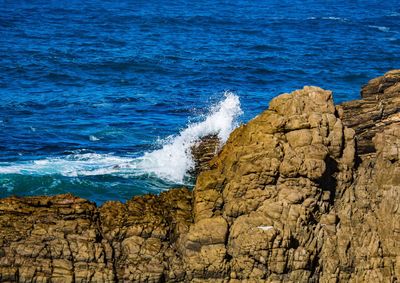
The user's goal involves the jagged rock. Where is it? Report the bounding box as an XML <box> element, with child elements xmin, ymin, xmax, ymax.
<box><xmin>0</xmin><ymin>189</ymin><xmax>192</xmax><ymax>282</ymax></box>
<box><xmin>338</xmin><ymin>69</ymin><xmax>400</xmax><ymax>155</ymax></box>
<box><xmin>319</xmin><ymin>124</ymin><xmax>400</xmax><ymax>282</ymax></box>
<box><xmin>0</xmin><ymin>194</ymin><xmax>113</xmax><ymax>282</ymax></box>
<box><xmin>1</xmin><ymin>71</ymin><xmax>400</xmax><ymax>282</ymax></box>
<box><xmin>190</xmin><ymin>134</ymin><xmax>221</xmax><ymax>175</ymax></box>
<box><xmin>187</xmin><ymin>86</ymin><xmax>355</xmax><ymax>281</ymax></box>
<box><xmin>99</xmin><ymin>188</ymin><xmax>192</xmax><ymax>282</ymax></box>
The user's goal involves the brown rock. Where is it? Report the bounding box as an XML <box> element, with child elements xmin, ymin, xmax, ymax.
<box><xmin>339</xmin><ymin>69</ymin><xmax>400</xmax><ymax>154</ymax></box>
<box><xmin>190</xmin><ymin>134</ymin><xmax>221</xmax><ymax>175</ymax></box>
<box><xmin>0</xmin><ymin>189</ymin><xmax>193</xmax><ymax>282</ymax></box>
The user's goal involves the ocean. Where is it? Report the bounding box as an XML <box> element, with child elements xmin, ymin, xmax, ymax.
<box><xmin>1</xmin><ymin>0</ymin><xmax>399</xmax><ymax>204</ymax></box>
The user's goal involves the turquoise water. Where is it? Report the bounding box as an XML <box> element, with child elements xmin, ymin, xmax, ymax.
<box><xmin>1</xmin><ymin>1</ymin><xmax>399</xmax><ymax>203</ymax></box>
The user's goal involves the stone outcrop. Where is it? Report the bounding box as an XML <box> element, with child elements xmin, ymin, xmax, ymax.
<box><xmin>0</xmin><ymin>189</ymin><xmax>192</xmax><ymax>282</ymax></box>
<box><xmin>186</xmin><ymin>86</ymin><xmax>355</xmax><ymax>282</ymax></box>
<box><xmin>318</xmin><ymin>124</ymin><xmax>400</xmax><ymax>282</ymax></box>
<box><xmin>1</xmin><ymin>70</ymin><xmax>400</xmax><ymax>282</ymax></box>
<box><xmin>338</xmin><ymin>69</ymin><xmax>400</xmax><ymax>154</ymax></box>
<box><xmin>190</xmin><ymin>134</ymin><xmax>221</xmax><ymax>176</ymax></box>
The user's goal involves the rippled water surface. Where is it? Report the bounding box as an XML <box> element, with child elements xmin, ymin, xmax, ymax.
<box><xmin>1</xmin><ymin>0</ymin><xmax>400</xmax><ymax>203</ymax></box>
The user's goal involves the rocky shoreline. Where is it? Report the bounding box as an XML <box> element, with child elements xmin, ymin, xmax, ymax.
<box><xmin>1</xmin><ymin>70</ymin><xmax>400</xmax><ymax>282</ymax></box>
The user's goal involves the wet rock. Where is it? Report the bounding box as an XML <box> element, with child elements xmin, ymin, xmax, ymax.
<box><xmin>190</xmin><ymin>134</ymin><xmax>221</xmax><ymax>175</ymax></box>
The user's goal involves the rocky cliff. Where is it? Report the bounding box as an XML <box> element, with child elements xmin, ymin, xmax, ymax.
<box><xmin>1</xmin><ymin>70</ymin><xmax>400</xmax><ymax>282</ymax></box>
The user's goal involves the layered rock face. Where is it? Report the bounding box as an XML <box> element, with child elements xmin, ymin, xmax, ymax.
<box><xmin>339</xmin><ymin>69</ymin><xmax>400</xmax><ymax>154</ymax></box>
<box><xmin>1</xmin><ymin>70</ymin><xmax>400</xmax><ymax>282</ymax></box>
<box><xmin>190</xmin><ymin>134</ymin><xmax>221</xmax><ymax>175</ymax></box>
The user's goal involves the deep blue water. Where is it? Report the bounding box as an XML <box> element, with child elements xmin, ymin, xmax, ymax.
<box><xmin>1</xmin><ymin>0</ymin><xmax>399</xmax><ymax>204</ymax></box>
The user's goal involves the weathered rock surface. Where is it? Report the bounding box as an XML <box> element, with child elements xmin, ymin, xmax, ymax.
<box><xmin>339</xmin><ymin>69</ymin><xmax>400</xmax><ymax>154</ymax></box>
<box><xmin>187</xmin><ymin>85</ymin><xmax>355</xmax><ymax>282</ymax></box>
<box><xmin>1</xmin><ymin>70</ymin><xmax>400</xmax><ymax>282</ymax></box>
<box><xmin>190</xmin><ymin>134</ymin><xmax>221</xmax><ymax>176</ymax></box>
<box><xmin>0</xmin><ymin>189</ymin><xmax>192</xmax><ymax>282</ymax></box>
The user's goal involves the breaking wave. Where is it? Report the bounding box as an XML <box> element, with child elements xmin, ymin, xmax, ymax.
<box><xmin>0</xmin><ymin>92</ymin><xmax>242</xmax><ymax>184</ymax></box>
<box><xmin>136</xmin><ymin>91</ymin><xmax>242</xmax><ymax>182</ymax></box>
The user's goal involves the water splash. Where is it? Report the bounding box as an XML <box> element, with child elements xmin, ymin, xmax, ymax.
<box><xmin>0</xmin><ymin>92</ymin><xmax>242</xmax><ymax>184</ymax></box>
<box><xmin>136</xmin><ymin>91</ymin><xmax>242</xmax><ymax>183</ymax></box>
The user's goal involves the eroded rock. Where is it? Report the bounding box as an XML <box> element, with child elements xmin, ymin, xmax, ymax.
<box><xmin>1</xmin><ymin>71</ymin><xmax>400</xmax><ymax>282</ymax></box>
<box><xmin>338</xmin><ymin>69</ymin><xmax>400</xmax><ymax>154</ymax></box>
<box><xmin>190</xmin><ymin>134</ymin><xmax>221</xmax><ymax>176</ymax></box>
<box><xmin>186</xmin><ymin>86</ymin><xmax>355</xmax><ymax>281</ymax></box>
<box><xmin>0</xmin><ymin>194</ymin><xmax>113</xmax><ymax>282</ymax></box>
<box><xmin>0</xmin><ymin>189</ymin><xmax>193</xmax><ymax>282</ymax></box>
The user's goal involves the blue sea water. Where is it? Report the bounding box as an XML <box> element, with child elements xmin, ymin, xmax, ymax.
<box><xmin>1</xmin><ymin>0</ymin><xmax>399</xmax><ymax>204</ymax></box>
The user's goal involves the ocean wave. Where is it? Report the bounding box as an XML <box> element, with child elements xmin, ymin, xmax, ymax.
<box><xmin>368</xmin><ymin>25</ymin><xmax>390</xmax><ymax>32</ymax></box>
<box><xmin>89</xmin><ymin>135</ymin><xmax>100</xmax><ymax>141</ymax></box>
<box><xmin>307</xmin><ymin>16</ymin><xmax>348</xmax><ymax>22</ymax></box>
<box><xmin>388</xmin><ymin>11</ymin><xmax>400</xmax><ymax>17</ymax></box>
<box><xmin>0</xmin><ymin>93</ymin><xmax>242</xmax><ymax>184</ymax></box>
<box><xmin>322</xmin><ymin>17</ymin><xmax>347</xmax><ymax>21</ymax></box>
<box><xmin>135</xmin><ymin>92</ymin><xmax>242</xmax><ymax>183</ymax></box>
<box><xmin>0</xmin><ymin>153</ymin><xmax>134</xmax><ymax>177</ymax></box>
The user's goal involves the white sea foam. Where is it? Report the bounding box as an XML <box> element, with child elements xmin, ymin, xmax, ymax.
<box><xmin>307</xmin><ymin>16</ymin><xmax>347</xmax><ymax>22</ymax></box>
<box><xmin>0</xmin><ymin>153</ymin><xmax>134</xmax><ymax>177</ymax></box>
<box><xmin>0</xmin><ymin>92</ymin><xmax>243</xmax><ymax>183</ymax></box>
<box><xmin>321</xmin><ymin>16</ymin><xmax>347</xmax><ymax>21</ymax></box>
<box><xmin>89</xmin><ymin>135</ymin><xmax>100</xmax><ymax>141</ymax></box>
<box><xmin>368</xmin><ymin>25</ymin><xmax>390</xmax><ymax>32</ymax></box>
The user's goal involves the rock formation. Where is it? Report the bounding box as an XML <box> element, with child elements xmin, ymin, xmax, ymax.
<box><xmin>339</xmin><ymin>69</ymin><xmax>400</xmax><ymax>154</ymax></box>
<box><xmin>1</xmin><ymin>70</ymin><xmax>400</xmax><ymax>282</ymax></box>
<box><xmin>190</xmin><ymin>134</ymin><xmax>221</xmax><ymax>176</ymax></box>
